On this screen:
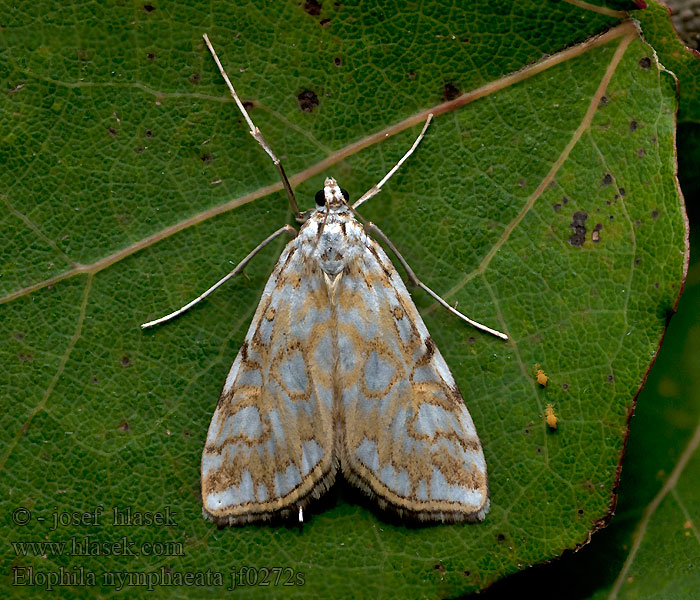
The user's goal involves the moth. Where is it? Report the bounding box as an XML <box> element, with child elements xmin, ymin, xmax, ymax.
<box><xmin>142</xmin><ymin>35</ymin><xmax>508</xmax><ymax>525</ymax></box>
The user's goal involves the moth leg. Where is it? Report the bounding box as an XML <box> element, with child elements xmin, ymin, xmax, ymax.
<box><xmin>366</xmin><ymin>222</ymin><xmax>508</xmax><ymax>340</ymax></box>
<box><xmin>352</xmin><ymin>113</ymin><xmax>433</xmax><ymax>210</ymax></box>
<box><xmin>141</xmin><ymin>224</ymin><xmax>297</xmax><ymax>329</ymax></box>
<box><xmin>202</xmin><ymin>34</ymin><xmax>306</xmax><ymax>223</ymax></box>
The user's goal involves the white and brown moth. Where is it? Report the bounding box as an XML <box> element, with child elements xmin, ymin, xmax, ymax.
<box><xmin>142</xmin><ymin>35</ymin><xmax>508</xmax><ymax>525</ymax></box>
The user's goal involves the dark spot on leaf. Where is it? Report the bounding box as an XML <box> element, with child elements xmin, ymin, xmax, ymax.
<box><xmin>107</xmin><ymin>127</ymin><xmax>117</xmax><ymax>137</ymax></box>
<box><xmin>200</xmin><ymin>153</ymin><xmax>213</xmax><ymax>162</ymax></box>
<box><xmin>562</xmin><ymin>196</ymin><xmax>569</xmax><ymax>204</ymax></box>
<box><xmin>242</xmin><ymin>100</ymin><xmax>255</xmax><ymax>110</ymax></box>
<box><xmin>497</xmin><ymin>533</ymin><xmax>506</xmax><ymax>542</ymax></box>
<box><xmin>654</xmin><ymin>281</ymin><xmax>659</xmax><ymax>289</ymax></box>
<box><xmin>635</xmin><ymin>219</ymin><xmax>642</xmax><ymax>226</ymax></box>
<box><xmin>184</xmin><ymin>430</ymin><xmax>190</xmax><ymax>437</ymax></box>
<box><xmin>618</xmin><ymin>187</ymin><xmax>626</xmax><ymax>196</ymax></box>
<box><xmin>635</xmin><ymin>257</ymin><xmax>641</xmax><ymax>265</ymax></box>
<box><xmin>467</xmin><ymin>337</ymin><xmax>475</xmax><ymax>344</ymax></box>
<box><xmin>651</xmin><ymin>209</ymin><xmax>659</xmax><ymax>219</ymax></box>
<box><xmin>146</xmin><ymin>52</ymin><xmax>155</xmax><ymax>61</ymax></box>
<box><xmin>651</xmin><ymin>136</ymin><xmax>657</xmax><ymax>144</ymax></box>
<box><xmin>320</xmin><ymin>17</ymin><xmax>331</xmax><ymax>26</ymax></box>
<box><xmin>408</xmin><ymin>70</ymin><xmax>416</xmax><ymax>79</ymax></box>
<box><xmin>562</xmin><ymin>383</ymin><xmax>569</xmax><ymax>390</ymax></box>
<box><xmin>443</xmin><ymin>82</ymin><xmax>460</xmax><ymax>101</ymax></box>
<box><xmin>630</xmin><ymin>120</ymin><xmax>638</xmax><ymax>131</ymax></box>
<box><xmin>638</xmin><ymin>56</ymin><xmax>651</xmax><ymax>70</ymax></box>
<box><xmin>592</xmin><ymin>223</ymin><xmax>602</xmax><ymax>243</ymax></box>
<box><xmin>463</xmin><ymin>571</ymin><xmax>470</xmax><ymax>577</ymax></box>
<box><xmin>598</xmin><ymin>95</ymin><xmax>609</xmax><ymax>107</ymax></box>
<box><xmin>602</xmin><ymin>173</ymin><xmax>613</xmax><ymax>186</ymax></box>
<box><xmin>135</xmin><ymin>146</ymin><xmax>144</xmax><ymax>153</ymax></box>
<box><xmin>14</xmin><ymin>331</ymin><xmax>24</xmax><ymax>340</ymax></box>
<box><xmin>517</xmin><ymin>179</ymin><xmax>526</xmax><ymax>187</ymax></box>
<box><xmin>607</xmin><ymin>374</ymin><xmax>614</xmax><ymax>382</ymax></box>
<box><xmin>297</xmin><ymin>90</ymin><xmax>319</xmax><ymax>112</ymax></box>
<box><xmin>524</xmin><ymin>429</ymin><xmax>530</xmax><ymax>435</ymax></box>
<box><xmin>609</xmin><ymin>214</ymin><xmax>614</xmax><ymax>220</ymax></box>
<box><xmin>553</xmin><ymin>203</ymin><xmax>562</xmax><ymax>211</ymax></box>
<box><xmin>121</xmin><ymin>356</ymin><xmax>131</xmax><ymax>367</ymax></box>
<box><xmin>333</xmin><ymin>57</ymin><xmax>341</xmax><ymax>66</ymax></box>
<box><xmin>145</xmin><ymin>130</ymin><xmax>153</xmax><ymax>137</ymax></box>
<box><xmin>119</xmin><ymin>421</ymin><xmax>130</xmax><ymax>432</ymax></box>
<box><xmin>434</xmin><ymin>563</ymin><xmax>445</xmax><ymax>572</ymax></box>
<box><xmin>568</xmin><ymin>211</ymin><xmax>588</xmax><ymax>247</ymax></box>
<box><xmin>143</xmin><ymin>3</ymin><xmax>155</xmax><ymax>12</ymax></box>
<box><xmin>91</xmin><ymin>377</ymin><xmax>99</xmax><ymax>384</ymax></box>
<box><xmin>190</xmin><ymin>72</ymin><xmax>201</xmax><ymax>84</ymax></box>
<box><xmin>578</xmin><ymin>509</ymin><xmax>584</xmax><ymax>515</ymax></box>
<box><xmin>303</xmin><ymin>0</ymin><xmax>322</xmax><ymax>16</ymax></box>
<box><xmin>18</xmin><ymin>353</ymin><xmax>33</xmax><ymax>362</ymax></box>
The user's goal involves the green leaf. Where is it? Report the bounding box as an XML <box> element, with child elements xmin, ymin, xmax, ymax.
<box><xmin>636</xmin><ymin>0</ymin><xmax>700</xmax><ymax>123</ymax></box>
<box><xmin>0</xmin><ymin>2</ymin><xmax>688</xmax><ymax>598</ymax></box>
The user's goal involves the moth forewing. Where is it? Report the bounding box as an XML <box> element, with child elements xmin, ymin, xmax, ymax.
<box><xmin>200</xmin><ymin>238</ymin><xmax>338</xmax><ymax>524</ymax></box>
<box><xmin>336</xmin><ymin>235</ymin><xmax>489</xmax><ymax>522</ymax></box>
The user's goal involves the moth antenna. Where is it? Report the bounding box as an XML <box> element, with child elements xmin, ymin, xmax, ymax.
<box><xmin>202</xmin><ymin>33</ymin><xmax>305</xmax><ymax>221</ymax></box>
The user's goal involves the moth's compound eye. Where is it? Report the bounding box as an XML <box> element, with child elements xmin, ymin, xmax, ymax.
<box><xmin>315</xmin><ymin>189</ymin><xmax>326</xmax><ymax>206</ymax></box>
<box><xmin>341</xmin><ymin>189</ymin><xmax>350</xmax><ymax>202</ymax></box>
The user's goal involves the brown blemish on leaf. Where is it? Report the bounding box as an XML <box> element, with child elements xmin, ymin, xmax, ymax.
<box><xmin>145</xmin><ymin>130</ymin><xmax>153</xmax><ymax>137</ymax></box>
<box><xmin>638</xmin><ymin>56</ymin><xmax>651</xmax><ymax>70</ymax></box>
<box><xmin>630</xmin><ymin>120</ymin><xmax>638</xmax><ymax>131</ymax></box>
<box><xmin>618</xmin><ymin>187</ymin><xmax>625</xmax><ymax>196</ymax></box>
<box><xmin>408</xmin><ymin>70</ymin><xmax>416</xmax><ymax>79</ymax></box>
<box><xmin>598</xmin><ymin>95</ymin><xmax>609</xmax><ymax>107</ymax></box>
<box><xmin>602</xmin><ymin>173</ymin><xmax>613</xmax><ymax>186</ymax></box>
<box><xmin>121</xmin><ymin>355</ymin><xmax>131</xmax><ymax>367</ymax></box>
<box><xmin>107</xmin><ymin>127</ymin><xmax>117</xmax><ymax>137</ymax></box>
<box><xmin>146</xmin><ymin>52</ymin><xmax>155</xmax><ymax>61</ymax></box>
<box><xmin>200</xmin><ymin>153</ymin><xmax>213</xmax><ymax>162</ymax></box>
<box><xmin>592</xmin><ymin>223</ymin><xmax>602</xmax><ymax>242</ymax></box>
<box><xmin>297</xmin><ymin>90</ymin><xmax>319</xmax><ymax>112</ymax></box>
<box><xmin>568</xmin><ymin>211</ymin><xmax>588</xmax><ymax>246</ymax></box>
<box><xmin>303</xmin><ymin>0</ymin><xmax>322</xmax><ymax>16</ymax></box>
<box><xmin>143</xmin><ymin>3</ymin><xmax>155</xmax><ymax>12</ymax></box>
<box><xmin>651</xmin><ymin>209</ymin><xmax>659</xmax><ymax>219</ymax></box>
<box><xmin>442</xmin><ymin>82</ymin><xmax>460</xmax><ymax>101</ymax></box>
<box><xmin>119</xmin><ymin>421</ymin><xmax>130</xmax><ymax>432</ymax></box>
<box><xmin>242</xmin><ymin>100</ymin><xmax>255</xmax><ymax>111</ymax></box>
<box><xmin>135</xmin><ymin>146</ymin><xmax>144</xmax><ymax>153</ymax></box>
<box><xmin>434</xmin><ymin>563</ymin><xmax>446</xmax><ymax>572</ymax></box>
<box><xmin>320</xmin><ymin>17</ymin><xmax>331</xmax><ymax>26</ymax></box>
<box><xmin>562</xmin><ymin>196</ymin><xmax>569</xmax><ymax>204</ymax></box>
<box><xmin>18</xmin><ymin>353</ymin><xmax>33</xmax><ymax>362</ymax></box>
<box><xmin>553</xmin><ymin>202</ymin><xmax>562</xmax><ymax>211</ymax></box>
<box><xmin>333</xmin><ymin>57</ymin><xmax>342</xmax><ymax>66</ymax></box>
<box><xmin>190</xmin><ymin>73</ymin><xmax>201</xmax><ymax>84</ymax></box>
<box><xmin>497</xmin><ymin>533</ymin><xmax>506</xmax><ymax>542</ymax></box>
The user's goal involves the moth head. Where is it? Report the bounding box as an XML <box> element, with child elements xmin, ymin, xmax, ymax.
<box><xmin>315</xmin><ymin>177</ymin><xmax>349</xmax><ymax>211</ymax></box>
